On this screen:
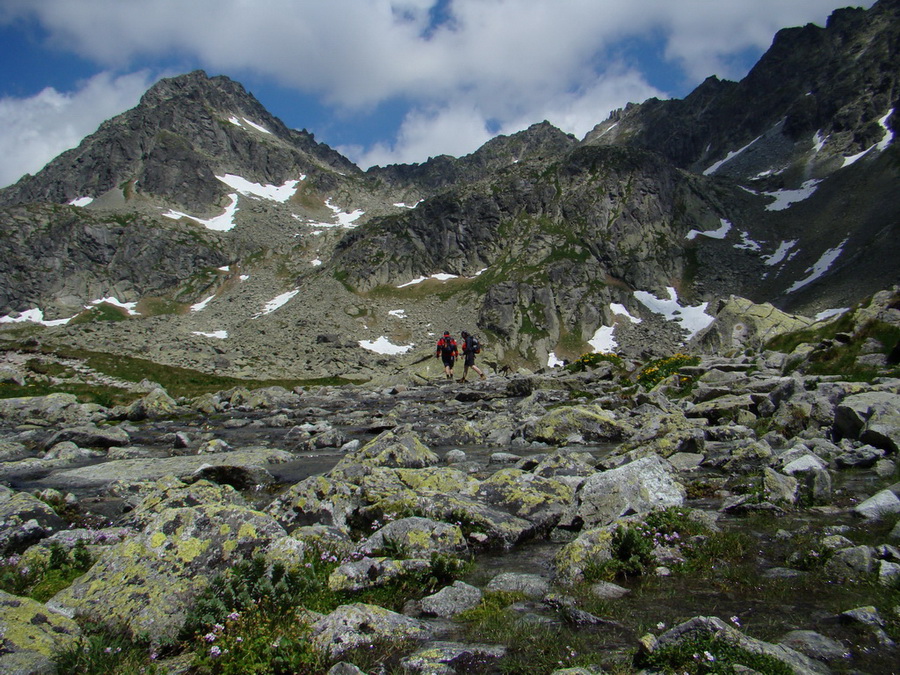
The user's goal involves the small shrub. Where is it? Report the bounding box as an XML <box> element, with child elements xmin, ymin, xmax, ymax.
<box><xmin>53</xmin><ymin>621</ymin><xmax>162</xmax><ymax>675</ymax></box>
<box><xmin>635</xmin><ymin>631</ymin><xmax>793</xmax><ymax>674</ymax></box>
<box><xmin>190</xmin><ymin>605</ymin><xmax>323</xmax><ymax>675</ymax></box>
<box><xmin>584</xmin><ymin>525</ymin><xmax>655</xmax><ymax>581</ymax></box>
<box><xmin>565</xmin><ymin>351</ymin><xmax>624</xmax><ymax>373</ymax></box>
<box><xmin>637</xmin><ymin>353</ymin><xmax>700</xmax><ymax>389</ymax></box>
<box><xmin>181</xmin><ymin>551</ymin><xmax>337</xmax><ymax>640</ymax></box>
<box><xmin>0</xmin><ymin>540</ymin><xmax>94</xmax><ymax>601</ymax></box>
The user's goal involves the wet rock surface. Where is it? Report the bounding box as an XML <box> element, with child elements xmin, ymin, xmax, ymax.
<box><xmin>1</xmin><ymin>346</ymin><xmax>899</xmax><ymax>673</ymax></box>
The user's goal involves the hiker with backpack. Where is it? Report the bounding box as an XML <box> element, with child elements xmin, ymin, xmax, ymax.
<box><xmin>435</xmin><ymin>331</ymin><xmax>458</xmax><ymax>380</ymax></box>
<box><xmin>458</xmin><ymin>330</ymin><xmax>486</xmax><ymax>382</ymax></box>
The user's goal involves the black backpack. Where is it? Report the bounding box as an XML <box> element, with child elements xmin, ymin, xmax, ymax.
<box><xmin>469</xmin><ymin>335</ymin><xmax>481</xmax><ymax>354</ymax></box>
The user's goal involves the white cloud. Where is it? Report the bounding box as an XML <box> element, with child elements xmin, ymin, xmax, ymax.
<box><xmin>0</xmin><ymin>0</ymin><xmax>874</xmax><ymax>176</ymax></box>
<box><xmin>352</xmin><ymin>102</ymin><xmax>494</xmax><ymax>168</ymax></box>
<box><xmin>0</xmin><ymin>70</ymin><xmax>153</xmax><ymax>187</ymax></box>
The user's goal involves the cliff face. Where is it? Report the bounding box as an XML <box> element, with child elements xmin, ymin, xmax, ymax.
<box><xmin>0</xmin><ymin>2</ymin><xmax>897</xmax><ymax>374</ymax></box>
<box><xmin>583</xmin><ymin>0</ymin><xmax>900</xmax><ymax>182</ymax></box>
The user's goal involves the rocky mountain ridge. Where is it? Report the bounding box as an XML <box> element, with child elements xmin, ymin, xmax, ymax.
<box><xmin>0</xmin><ymin>0</ymin><xmax>897</xmax><ymax>379</ymax></box>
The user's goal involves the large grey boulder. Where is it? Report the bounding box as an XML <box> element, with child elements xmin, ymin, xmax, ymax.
<box><xmin>834</xmin><ymin>391</ymin><xmax>900</xmax><ymax>451</ymax></box>
<box><xmin>48</xmin><ymin>447</ymin><xmax>293</xmax><ymax>489</ymax></box>
<box><xmin>525</xmin><ymin>405</ymin><xmax>631</xmax><ymax>445</ymax></box>
<box><xmin>331</xmin><ymin>426</ymin><xmax>440</xmax><ymax>475</ymax></box>
<box><xmin>49</xmin><ymin>503</ymin><xmax>286</xmax><ymax>641</ymax></box>
<box><xmin>0</xmin><ymin>591</ymin><xmax>82</xmax><ymax>675</ymax></box>
<box><xmin>43</xmin><ymin>423</ymin><xmax>130</xmax><ymax>449</ymax></box>
<box><xmin>0</xmin><ymin>393</ymin><xmax>102</xmax><ymax>427</ymax></box>
<box><xmin>419</xmin><ymin>581</ymin><xmax>483</xmax><ymax>618</ymax></box>
<box><xmin>559</xmin><ymin>455</ymin><xmax>685</xmax><ymax>529</ymax></box>
<box><xmin>309</xmin><ymin>603</ymin><xmax>433</xmax><ymax>658</ymax></box>
<box><xmin>0</xmin><ymin>487</ymin><xmax>66</xmax><ymax>554</ymax></box>
<box><xmin>358</xmin><ymin>516</ymin><xmax>468</xmax><ymax>558</ymax></box>
<box><xmin>853</xmin><ymin>489</ymin><xmax>900</xmax><ymax>520</ymax></box>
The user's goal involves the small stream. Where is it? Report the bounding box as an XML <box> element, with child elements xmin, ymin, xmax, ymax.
<box><xmin>4</xmin><ymin>401</ymin><xmax>897</xmax><ymax>673</ymax></box>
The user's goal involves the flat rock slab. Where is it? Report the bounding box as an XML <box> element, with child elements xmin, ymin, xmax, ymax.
<box><xmin>45</xmin><ymin>447</ymin><xmax>295</xmax><ymax>488</ymax></box>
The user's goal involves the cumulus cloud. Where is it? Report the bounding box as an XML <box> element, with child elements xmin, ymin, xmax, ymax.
<box><xmin>0</xmin><ymin>70</ymin><xmax>153</xmax><ymax>187</ymax></box>
<box><xmin>0</xmin><ymin>0</ymin><xmax>875</xmax><ymax>174</ymax></box>
<box><xmin>350</xmin><ymin>102</ymin><xmax>493</xmax><ymax>168</ymax></box>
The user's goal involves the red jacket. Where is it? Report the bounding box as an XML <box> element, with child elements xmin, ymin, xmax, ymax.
<box><xmin>436</xmin><ymin>337</ymin><xmax>457</xmax><ymax>357</ymax></box>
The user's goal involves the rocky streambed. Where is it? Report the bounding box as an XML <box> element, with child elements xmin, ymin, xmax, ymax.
<box><xmin>1</xmin><ymin>347</ymin><xmax>899</xmax><ymax>674</ymax></box>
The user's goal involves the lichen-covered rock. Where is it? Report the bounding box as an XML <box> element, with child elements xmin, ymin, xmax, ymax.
<box><xmin>400</xmin><ymin>641</ymin><xmax>507</xmax><ymax>674</ymax></box>
<box><xmin>686</xmin><ymin>394</ymin><xmax>756</xmax><ymax>424</ymax></box>
<box><xmin>721</xmin><ymin>439</ymin><xmax>775</xmax><ymax>474</ymax></box>
<box><xmin>327</xmin><ymin>556</ymin><xmax>430</xmax><ymax>592</ymax></box>
<box><xmin>423</xmin><ymin>493</ymin><xmax>535</xmax><ymax>549</ymax></box>
<box><xmin>125</xmin><ymin>387</ymin><xmax>179</xmax><ymax>421</ymax></box>
<box><xmin>475</xmin><ymin>468</ymin><xmax>572</xmax><ymax>530</ymax></box>
<box><xmin>621</xmin><ymin>409</ymin><xmax>706</xmax><ymax>458</ymax></box>
<box><xmin>559</xmin><ymin>455</ymin><xmax>685</xmax><ymax>530</ymax></box>
<box><xmin>358</xmin><ymin>516</ymin><xmax>468</xmax><ymax>558</ymax></box>
<box><xmin>290</xmin><ymin>525</ymin><xmax>355</xmax><ymax>558</ymax></box>
<box><xmin>525</xmin><ymin>405</ymin><xmax>630</xmax><ymax>445</ymax></box>
<box><xmin>355</xmin><ymin>466</ymin><xmax>478</xmax><ymax>516</ymax></box>
<box><xmin>121</xmin><ymin>477</ymin><xmax>247</xmax><ymax>528</ymax></box>
<box><xmin>419</xmin><ymin>581</ymin><xmax>483</xmax><ymax>618</ymax></box>
<box><xmin>531</xmin><ymin>449</ymin><xmax>597</xmax><ymax>479</ymax></box>
<box><xmin>266</xmin><ymin>474</ymin><xmax>362</xmax><ymax>533</ymax></box>
<box><xmin>49</xmin><ymin>503</ymin><xmax>286</xmax><ymax>641</ymax></box>
<box><xmin>553</xmin><ymin>526</ymin><xmax>614</xmax><ymax>584</ymax></box>
<box><xmin>0</xmin><ymin>393</ymin><xmax>101</xmax><ymax>427</ymax></box>
<box><xmin>0</xmin><ymin>487</ymin><xmax>66</xmax><ymax>555</ymax></box>
<box><xmin>309</xmin><ymin>603</ymin><xmax>433</xmax><ymax>658</ymax></box>
<box><xmin>331</xmin><ymin>426</ymin><xmax>440</xmax><ymax>475</ymax></box>
<box><xmin>834</xmin><ymin>391</ymin><xmax>900</xmax><ymax>452</ymax></box>
<box><xmin>692</xmin><ymin>296</ymin><xmax>814</xmax><ymax>353</ymax></box>
<box><xmin>231</xmin><ymin>385</ymin><xmax>301</xmax><ymax>410</ymax></box>
<box><xmin>0</xmin><ymin>590</ymin><xmax>82</xmax><ymax>674</ymax></box>
<box><xmin>824</xmin><ymin>545</ymin><xmax>874</xmax><ymax>579</ymax></box>
<box><xmin>763</xmin><ymin>468</ymin><xmax>798</xmax><ymax>504</ymax></box>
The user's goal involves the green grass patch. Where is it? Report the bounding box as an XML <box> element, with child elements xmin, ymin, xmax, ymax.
<box><xmin>456</xmin><ymin>591</ymin><xmax>611</xmax><ymax>673</ymax></box>
<box><xmin>67</xmin><ymin>303</ymin><xmax>130</xmax><ymax>325</ymax></box>
<box><xmin>1</xmin><ymin>540</ymin><xmax>94</xmax><ymax>601</ymax></box>
<box><xmin>2</xmin><ymin>344</ymin><xmax>358</xmax><ymax>400</ymax></box>
<box><xmin>180</xmin><ymin>547</ymin><xmax>469</xmax><ymax>674</ymax></box>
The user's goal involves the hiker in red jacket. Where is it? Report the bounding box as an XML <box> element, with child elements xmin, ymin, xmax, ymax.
<box><xmin>435</xmin><ymin>331</ymin><xmax>458</xmax><ymax>380</ymax></box>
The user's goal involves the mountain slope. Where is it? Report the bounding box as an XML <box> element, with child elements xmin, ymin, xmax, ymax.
<box><xmin>0</xmin><ymin>2</ymin><xmax>897</xmax><ymax>377</ymax></box>
<box><xmin>584</xmin><ymin>0</ymin><xmax>899</xmax><ymax>182</ymax></box>
<box><xmin>0</xmin><ymin>71</ymin><xmax>358</xmax><ymax>213</ymax></box>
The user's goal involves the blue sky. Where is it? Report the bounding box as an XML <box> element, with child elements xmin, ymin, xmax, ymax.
<box><xmin>0</xmin><ymin>0</ymin><xmax>875</xmax><ymax>188</ymax></box>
